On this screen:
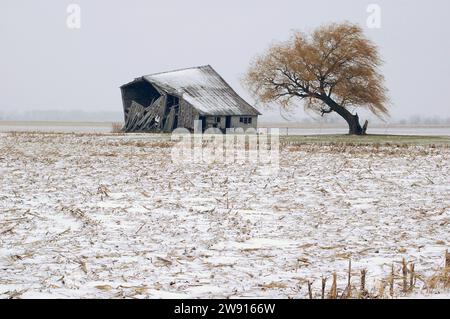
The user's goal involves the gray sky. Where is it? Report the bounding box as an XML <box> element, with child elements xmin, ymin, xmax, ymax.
<box><xmin>1</xmin><ymin>0</ymin><xmax>449</xmax><ymax>121</ymax></box>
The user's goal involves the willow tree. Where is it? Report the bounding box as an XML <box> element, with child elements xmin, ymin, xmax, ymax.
<box><xmin>245</xmin><ymin>22</ymin><xmax>389</xmax><ymax>135</ymax></box>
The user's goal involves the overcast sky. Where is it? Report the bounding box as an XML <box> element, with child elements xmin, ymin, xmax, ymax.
<box><xmin>1</xmin><ymin>0</ymin><xmax>449</xmax><ymax>121</ymax></box>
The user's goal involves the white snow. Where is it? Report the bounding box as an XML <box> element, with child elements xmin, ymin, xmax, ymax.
<box><xmin>0</xmin><ymin>132</ymin><xmax>449</xmax><ymax>298</ymax></box>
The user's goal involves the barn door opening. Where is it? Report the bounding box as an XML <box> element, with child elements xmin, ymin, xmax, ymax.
<box><xmin>225</xmin><ymin>116</ymin><xmax>232</xmax><ymax>129</ymax></box>
<box><xmin>199</xmin><ymin>116</ymin><xmax>207</xmax><ymax>132</ymax></box>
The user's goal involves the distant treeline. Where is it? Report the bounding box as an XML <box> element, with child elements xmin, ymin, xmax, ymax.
<box><xmin>0</xmin><ymin>110</ymin><xmax>123</xmax><ymax>122</ymax></box>
<box><xmin>0</xmin><ymin>110</ymin><xmax>449</xmax><ymax>125</ymax></box>
<box><xmin>396</xmin><ymin>115</ymin><xmax>450</xmax><ymax>125</ymax></box>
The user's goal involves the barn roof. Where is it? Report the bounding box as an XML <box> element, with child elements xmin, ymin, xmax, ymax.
<box><xmin>142</xmin><ymin>65</ymin><xmax>260</xmax><ymax>116</ymax></box>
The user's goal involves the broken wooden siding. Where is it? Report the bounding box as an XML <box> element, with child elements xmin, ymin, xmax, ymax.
<box><xmin>121</xmin><ymin>79</ymin><xmax>162</xmax><ymax>122</ymax></box>
<box><xmin>123</xmin><ymin>95</ymin><xmax>166</xmax><ymax>132</ymax></box>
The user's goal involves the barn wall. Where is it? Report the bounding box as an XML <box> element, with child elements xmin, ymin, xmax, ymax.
<box><xmin>230</xmin><ymin>116</ymin><xmax>257</xmax><ymax>130</ymax></box>
<box><xmin>203</xmin><ymin>116</ymin><xmax>221</xmax><ymax>130</ymax></box>
<box><xmin>177</xmin><ymin>100</ymin><xmax>198</xmax><ymax>131</ymax></box>
<box><xmin>198</xmin><ymin>115</ymin><xmax>258</xmax><ymax>132</ymax></box>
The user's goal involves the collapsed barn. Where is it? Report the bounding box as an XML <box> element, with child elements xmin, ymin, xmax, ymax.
<box><xmin>120</xmin><ymin>65</ymin><xmax>260</xmax><ymax>132</ymax></box>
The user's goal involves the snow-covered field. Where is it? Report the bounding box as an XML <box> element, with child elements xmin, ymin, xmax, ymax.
<box><xmin>0</xmin><ymin>132</ymin><xmax>449</xmax><ymax>299</ymax></box>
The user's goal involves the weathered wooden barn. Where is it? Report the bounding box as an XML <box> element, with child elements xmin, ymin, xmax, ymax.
<box><xmin>120</xmin><ymin>65</ymin><xmax>260</xmax><ymax>132</ymax></box>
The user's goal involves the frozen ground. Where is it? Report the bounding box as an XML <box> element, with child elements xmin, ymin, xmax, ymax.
<box><xmin>0</xmin><ymin>132</ymin><xmax>449</xmax><ymax>299</ymax></box>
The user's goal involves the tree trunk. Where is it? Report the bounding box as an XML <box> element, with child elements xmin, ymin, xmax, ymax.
<box><xmin>347</xmin><ymin>113</ymin><xmax>364</xmax><ymax>135</ymax></box>
<box><xmin>321</xmin><ymin>96</ymin><xmax>367</xmax><ymax>135</ymax></box>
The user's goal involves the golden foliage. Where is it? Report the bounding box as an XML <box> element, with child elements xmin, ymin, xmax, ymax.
<box><xmin>244</xmin><ymin>22</ymin><xmax>389</xmax><ymax>117</ymax></box>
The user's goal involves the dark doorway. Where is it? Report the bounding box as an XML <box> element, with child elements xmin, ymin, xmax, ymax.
<box><xmin>225</xmin><ymin>116</ymin><xmax>232</xmax><ymax>129</ymax></box>
<box><xmin>199</xmin><ymin>116</ymin><xmax>207</xmax><ymax>132</ymax></box>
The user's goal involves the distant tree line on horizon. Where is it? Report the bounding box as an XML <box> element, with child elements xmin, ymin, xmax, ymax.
<box><xmin>0</xmin><ymin>110</ymin><xmax>449</xmax><ymax>125</ymax></box>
